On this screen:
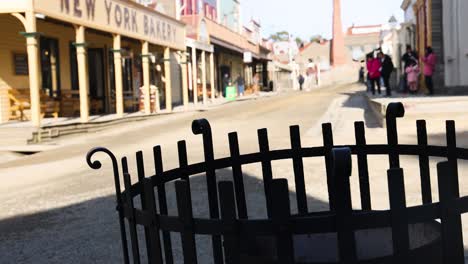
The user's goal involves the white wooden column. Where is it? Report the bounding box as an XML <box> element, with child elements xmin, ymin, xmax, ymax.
<box><xmin>191</xmin><ymin>47</ymin><xmax>198</xmax><ymax>105</ymax></box>
<box><xmin>164</xmin><ymin>47</ymin><xmax>172</xmax><ymax>112</ymax></box>
<box><xmin>113</xmin><ymin>34</ymin><xmax>124</xmax><ymax>117</ymax></box>
<box><xmin>209</xmin><ymin>52</ymin><xmax>215</xmax><ymax>100</ymax></box>
<box><xmin>142</xmin><ymin>41</ymin><xmax>151</xmax><ymax>114</ymax></box>
<box><xmin>201</xmin><ymin>50</ymin><xmax>207</xmax><ymax>104</ymax></box>
<box><xmin>75</xmin><ymin>25</ymin><xmax>89</xmax><ymax>123</ymax></box>
<box><xmin>24</xmin><ymin>11</ymin><xmax>41</xmax><ymax>126</ymax></box>
<box><xmin>188</xmin><ymin>61</ymin><xmax>193</xmax><ymax>103</ymax></box>
<box><xmin>181</xmin><ymin>53</ymin><xmax>189</xmax><ymax>109</ymax></box>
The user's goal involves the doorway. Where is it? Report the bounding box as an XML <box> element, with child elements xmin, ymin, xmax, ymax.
<box><xmin>40</xmin><ymin>37</ymin><xmax>61</xmax><ymax>98</ymax></box>
<box><xmin>88</xmin><ymin>48</ymin><xmax>106</xmax><ymax>114</ymax></box>
<box><xmin>219</xmin><ymin>65</ymin><xmax>231</xmax><ymax>97</ymax></box>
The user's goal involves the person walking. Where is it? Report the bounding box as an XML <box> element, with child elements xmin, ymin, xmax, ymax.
<box><xmin>421</xmin><ymin>46</ymin><xmax>437</xmax><ymax>95</ymax></box>
<box><xmin>401</xmin><ymin>45</ymin><xmax>419</xmax><ymax>93</ymax></box>
<box><xmin>298</xmin><ymin>74</ymin><xmax>305</xmax><ymax>91</ymax></box>
<box><xmin>236</xmin><ymin>75</ymin><xmax>245</xmax><ymax>97</ymax></box>
<box><xmin>315</xmin><ymin>60</ymin><xmax>321</xmax><ymax>87</ymax></box>
<box><xmin>253</xmin><ymin>73</ymin><xmax>260</xmax><ymax>96</ymax></box>
<box><xmin>379</xmin><ymin>51</ymin><xmax>395</xmax><ymax>96</ymax></box>
<box><xmin>306</xmin><ymin>59</ymin><xmax>316</xmax><ymax>91</ymax></box>
<box><xmin>366</xmin><ymin>54</ymin><xmax>382</xmax><ymax>95</ymax></box>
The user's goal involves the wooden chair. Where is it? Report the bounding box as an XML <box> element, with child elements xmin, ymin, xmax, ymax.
<box><xmin>8</xmin><ymin>88</ymin><xmax>31</xmax><ymax>121</ymax></box>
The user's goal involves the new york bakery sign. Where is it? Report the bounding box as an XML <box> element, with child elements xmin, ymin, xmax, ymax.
<box><xmin>34</xmin><ymin>0</ymin><xmax>186</xmax><ymax>50</ymax></box>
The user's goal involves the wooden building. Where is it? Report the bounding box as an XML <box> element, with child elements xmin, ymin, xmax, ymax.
<box><xmin>0</xmin><ymin>0</ymin><xmax>186</xmax><ymax>126</ymax></box>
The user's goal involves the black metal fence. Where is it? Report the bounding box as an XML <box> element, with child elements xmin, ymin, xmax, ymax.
<box><xmin>87</xmin><ymin>102</ymin><xmax>468</xmax><ymax>263</ymax></box>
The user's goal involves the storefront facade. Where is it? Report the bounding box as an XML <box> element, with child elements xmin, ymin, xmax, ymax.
<box><xmin>441</xmin><ymin>0</ymin><xmax>468</xmax><ymax>90</ymax></box>
<box><xmin>0</xmin><ymin>0</ymin><xmax>186</xmax><ymax>126</ymax></box>
<box><xmin>181</xmin><ymin>14</ymin><xmax>270</xmax><ymax>100</ymax></box>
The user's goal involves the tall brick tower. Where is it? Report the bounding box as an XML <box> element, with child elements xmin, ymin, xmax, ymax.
<box><xmin>331</xmin><ymin>0</ymin><xmax>346</xmax><ymax>66</ymax></box>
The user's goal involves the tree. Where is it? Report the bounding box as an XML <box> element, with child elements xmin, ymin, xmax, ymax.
<box><xmin>309</xmin><ymin>35</ymin><xmax>323</xmax><ymax>43</ymax></box>
<box><xmin>295</xmin><ymin>37</ymin><xmax>303</xmax><ymax>46</ymax></box>
<box><xmin>269</xmin><ymin>31</ymin><xmax>290</xmax><ymax>42</ymax></box>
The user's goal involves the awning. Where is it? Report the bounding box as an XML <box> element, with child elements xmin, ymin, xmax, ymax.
<box><xmin>186</xmin><ymin>38</ymin><xmax>214</xmax><ymax>52</ymax></box>
<box><xmin>210</xmin><ymin>37</ymin><xmax>244</xmax><ymax>54</ymax></box>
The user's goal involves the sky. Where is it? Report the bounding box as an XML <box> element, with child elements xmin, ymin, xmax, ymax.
<box><xmin>242</xmin><ymin>0</ymin><xmax>404</xmax><ymax>40</ymax></box>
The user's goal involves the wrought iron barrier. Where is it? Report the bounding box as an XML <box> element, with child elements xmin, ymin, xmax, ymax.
<box><xmin>87</xmin><ymin>102</ymin><xmax>468</xmax><ymax>264</ymax></box>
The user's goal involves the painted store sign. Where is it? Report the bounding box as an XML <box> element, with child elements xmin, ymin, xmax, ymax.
<box><xmin>33</xmin><ymin>0</ymin><xmax>186</xmax><ymax>50</ymax></box>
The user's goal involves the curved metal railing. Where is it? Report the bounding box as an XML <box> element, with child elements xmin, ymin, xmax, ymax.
<box><xmin>87</xmin><ymin>102</ymin><xmax>468</xmax><ymax>264</ymax></box>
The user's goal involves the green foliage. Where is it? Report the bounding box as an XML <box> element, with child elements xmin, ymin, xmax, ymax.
<box><xmin>269</xmin><ymin>31</ymin><xmax>290</xmax><ymax>42</ymax></box>
<box><xmin>295</xmin><ymin>37</ymin><xmax>303</xmax><ymax>45</ymax></box>
<box><xmin>309</xmin><ymin>35</ymin><xmax>323</xmax><ymax>43</ymax></box>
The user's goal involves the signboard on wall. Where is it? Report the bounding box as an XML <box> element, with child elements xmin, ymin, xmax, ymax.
<box><xmin>34</xmin><ymin>0</ymin><xmax>186</xmax><ymax>50</ymax></box>
<box><xmin>198</xmin><ymin>19</ymin><xmax>210</xmax><ymax>44</ymax></box>
<box><xmin>243</xmin><ymin>52</ymin><xmax>252</xmax><ymax>63</ymax></box>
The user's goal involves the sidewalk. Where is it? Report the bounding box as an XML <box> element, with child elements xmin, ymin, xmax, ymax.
<box><xmin>366</xmin><ymin>91</ymin><xmax>468</xmax><ymax>127</ymax></box>
<box><xmin>317</xmin><ymin>85</ymin><xmax>468</xmax><ymax>260</ymax></box>
<box><xmin>0</xmin><ymin>91</ymin><xmax>278</xmax><ymax>151</ymax></box>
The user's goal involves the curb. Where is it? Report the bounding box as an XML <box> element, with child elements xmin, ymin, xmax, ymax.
<box><xmin>365</xmin><ymin>94</ymin><xmax>387</xmax><ymax>128</ymax></box>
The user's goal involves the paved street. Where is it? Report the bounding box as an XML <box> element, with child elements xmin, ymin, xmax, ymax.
<box><xmin>3</xmin><ymin>83</ymin><xmax>468</xmax><ymax>263</ymax></box>
<box><xmin>0</xmin><ymin>84</ymin><xmax>361</xmax><ymax>263</ymax></box>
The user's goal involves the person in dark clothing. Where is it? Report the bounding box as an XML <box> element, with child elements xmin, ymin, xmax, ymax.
<box><xmin>401</xmin><ymin>45</ymin><xmax>419</xmax><ymax>93</ymax></box>
<box><xmin>359</xmin><ymin>66</ymin><xmax>365</xmax><ymax>83</ymax></box>
<box><xmin>298</xmin><ymin>74</ymin><xmax>305</xmax><ymax>91</ymax></box>
<box><xmin>222</xmin><ymin>74</ymin><xmax>231</xmax><ymax>97</ymax></box>
<box><xmin>402</xmin><ymin>45</ymin><xmax>419</xmax><ymax>70</ymax></box>
<box><xmin>236</xmin><ymin>75</ymin><xmax>245</xmax><ymax>96</ymax></box>
<box><xmin>378</xmin><ymin>51</ymin><xmax>394</xmax><ymax>96</ymax></box>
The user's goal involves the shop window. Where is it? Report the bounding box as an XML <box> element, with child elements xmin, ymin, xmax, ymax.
<box><xmin>40</xmin><ymin>37</ymin><xmax>61</xmax><ymax>97</ymax></box>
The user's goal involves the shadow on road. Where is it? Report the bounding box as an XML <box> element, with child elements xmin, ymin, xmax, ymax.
<box><xmin>0</xmin><ymin>168</ymin><xmax>330</xmax><ymax>263</ymax></box>
<box><xmin>340</xmin><ymin>91</ymin><xmax>381</xmax><ymax>128</ymax></box>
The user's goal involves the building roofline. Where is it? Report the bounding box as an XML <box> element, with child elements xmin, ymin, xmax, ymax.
<box><xmin>401</xmin><ymin>0</ymin><xmax>412</xmax><ymax>10</ymax></box>
<box><xmin>348</xmin><ymin>24</ymin><xmax>382</xmax><ymax>29</ymax></box>
<box><xmin>121</xmin><ymin>0</ymin><xmax>186</xmax><ymax>26</ymax></box>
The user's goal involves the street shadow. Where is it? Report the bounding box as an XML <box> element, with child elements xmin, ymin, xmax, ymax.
<box><xmin>399</xmin><ymin>130</ymin><xmax>468</xmax><ymax>149</ymax></box>
<box><xmin>339</xmin><ymin>91</ymin><xmax>381</xmax><ymax>128</ymax></box>
<box><xmin>0</xmin><ymin>168</ymin><xmax>330</xmax><ymax>264</ymax></box>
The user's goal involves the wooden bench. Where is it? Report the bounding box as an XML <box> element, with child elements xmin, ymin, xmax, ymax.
<box><xmin>124</xmin><ymin>90</ymin><xmax>139</xmax><ymax>112</ymax></box>
<box><xmin>197</xmin><ymin>84</ymin><xmax>213</xmax><ymax>99</ymax></box>
<box><xmin>40</xmin><ymin>93</ymin><xmax>60</xmax><ymax>119</ymax></box>
<box><xmin>8</xmin><ymin>88</ymin><xmax>60</xmax><ymax>120</ymax></box>
<box><xmin>60</xmin><ymin>90</ymin><xmax>80</xmax><ymax>117</ymax></box>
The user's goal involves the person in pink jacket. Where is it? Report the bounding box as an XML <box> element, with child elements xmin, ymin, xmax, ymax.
<box><xmin>421</xmin><ymin>46</ymin><xmax>437</xmax><ymax>95</ymax></box>
<box><xmin>406</xmin><ymin>60</ymin><xmax>420</xmax><ymax>93</ymax></box>
<box><xmin>366</xmin><ymin>54</ymin><xmax>382</xmax><ymax>95</ymax></box>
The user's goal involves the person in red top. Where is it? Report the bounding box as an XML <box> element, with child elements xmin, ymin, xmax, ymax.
<box><xmin>366</xmin><ymin>54</ymin><xmax>382</xmax><ymax>95</ymax></box>
<box><xmin>421</xmin><ymin>46</ymin><xmax>437</xmax><ymax>95</ymax></box>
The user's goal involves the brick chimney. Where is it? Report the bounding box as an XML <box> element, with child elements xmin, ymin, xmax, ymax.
<box><xmin>331</xmin><ymin>0</ymin><xmax>346</xmax><ymax>66</ymax></box>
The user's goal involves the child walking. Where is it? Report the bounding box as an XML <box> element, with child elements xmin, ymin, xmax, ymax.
<box><xmin>406</xmin><ymin>60</ymin><xmax>420</xmax><ymax>93</ymax></box>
